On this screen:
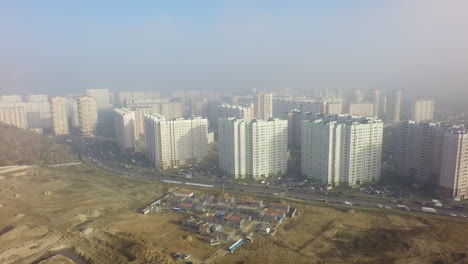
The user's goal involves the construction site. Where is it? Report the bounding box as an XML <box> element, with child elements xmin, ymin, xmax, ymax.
<box><xmin>1</xmin><ymin>164</ymin><xmax>468</xmax><ymax>264</ymax></box>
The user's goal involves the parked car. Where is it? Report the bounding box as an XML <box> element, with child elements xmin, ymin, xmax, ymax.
<box><xmin>171</xmin><ymin>253</ymin><xmax>181</xmax><ymax>260</ymax></box>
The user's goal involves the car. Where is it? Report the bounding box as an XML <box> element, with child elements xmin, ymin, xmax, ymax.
<box><xmin>460</xmin><ymin>214</ymin><xmax>467</xmax><ymax>218</ymax></box>
<box><xmin>376</xmin><ymin>204</ymin><xmax>383</xmax><ymax>208</ymax></box>
<box><xmin>449</xmin><ymin>213</ymin><xmax>458</xmax><ymax>217</ymax></box>
<box><xmin>182</xmin><ymin>254</ymin><xmax>191</xmax><ymax>259</ymax></box>
<box><xmin>171</xmin><ymin>253</ymin><xmax>181</xmax><ymax>259</ymax></box>
<box><xmin>385</xmin><ymin>206</ymin><xmax>392</xmax><ymax>209</ymax></box>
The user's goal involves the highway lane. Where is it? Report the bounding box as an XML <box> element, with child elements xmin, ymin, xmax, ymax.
<box><xmin>80</xmin><ymin>143</ymin><xmax>468</xmax><ymax>219</ymax></box>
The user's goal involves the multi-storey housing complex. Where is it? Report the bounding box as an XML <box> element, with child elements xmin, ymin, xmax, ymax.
<box><xmin>0</xmin><ymin>103</ymin><xmax>27</xmax><ymax>129</ymax></box>
<box><xmin>439</xmin><ymin>128</ymin><xmax>468</xmax><ymax>201</ymax></box>
<box><xmin>346</xmin><ymin>102</ymin><xmax>374</xmax><ymax>117</ymax></box>
<box><xmin>366</xmin><ymin>90</ymin><xmax>386</xmax><ymax>119</ymax></box>
<box><xmin>78</xmin><ymin>96</ymin><xmax>98</xmax><ymax>137</ymax></box>
<box><xmin>114</xmin><ymin>108</ymin><xmax>137</xmax><ymax>153</ymax></box>
<box><xmin>385</xmin><ymin>90</ymin><xmax>402</xmax><ymax>123</ymax></box>
<box><xmin>395</xmin><ymin>121</ymin><xmax>444</xmax><ymax>183</ymax></box>
<box><xmin>301</xmin><ymin>115</ymin><xmax>383</xmax><ymax>186</ymax></box>
<box><xmin>272</xmin><ymin>98</ymin><xmax>315</xmax><ymax>118</ymax></box>
<box><xmin>86</xmin><ymin>89</ymin><xmax>112</xmax><ymax>111</ymax></box>
<box><xmin>144</xmin><ymin>115</ymin><xmax>208</xmax><ymax>170</ymax></box>
<box><xmin>218</xmin><ymin>104</ymin><xmax>253</xmax><ymax>122</ymax></box>
<box><xmin>51</xmin><ymin>97</ymin><xmax>69</xmax><ymax>135</ymax></box>
<box><xmin>218</xmin><ymin>118</ymin><xmax>288</xmax><ymax>179</ymax></box>
<box><xmin>401</xmin><ymin>99</ymin><xmax>435</xmax><ymax>122</ymax></box>
<box><xmin>115</xmin><ymin>91</ymin><xmax>160</xmax><ymax>107</ymax></box>
<box><xmin>254</xmin><ymin>93</ymin><xmax>273</xmax><ymax>120</ymax></box>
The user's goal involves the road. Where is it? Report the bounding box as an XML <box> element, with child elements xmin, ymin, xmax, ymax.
<box><xmin>79</xmin><ymin>139</ymin><xmax>468</xmax><ymax>220</ymax></box>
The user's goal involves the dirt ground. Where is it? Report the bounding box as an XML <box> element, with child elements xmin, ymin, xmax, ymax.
<box><xmin>0</xmin><ymin>165</ymin><xmax>467</xmax><ymax>264</ymax></box>
<box><xmin>222</xmin><ymin>205</ymin><xmax>468</xmax><ymax>264</ymax></box>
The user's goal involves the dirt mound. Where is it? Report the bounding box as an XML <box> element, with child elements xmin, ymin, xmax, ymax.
<box><xmin>353</xmin><ymin>228</ymin><xmax>413</xmax><ymax>253</ymax></box>
<box><xmin>0</xmin><ymin>224</ymin><xmax>48</xmax><ymax>245</ymax></box>
<box><xmin>84</xmin><ymin>229</ymin><xmax>171</xmax><ymax>264</ymax></box>
<box><xmin>74</xmin><ymin>214</ymin><xmax>87</xmax><ymax>221</ymax></box>
<box><xmin>38</xmin><ymin>254</ymin><xmax>75</xmax><ymax>264</ymax></box>
<box><xmin>89</xmin><ymin>210</ymin><xmax>101</xmax><ymax>218</ymax></box>
<box><xmin>79</xmin><ymin>228</ymin><xmax>94</xmax><ymax>236</ymax></box>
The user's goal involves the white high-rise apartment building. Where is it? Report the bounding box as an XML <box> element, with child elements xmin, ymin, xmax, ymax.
<box><xmin>144</xmin><ymin>115</ymin><xmax>208</xmax><ymax>170</ymax></box>
<box><xmin>114</xmin><ymin>108</ymin><xmax>136</xmax><ymax>153</ymax></box>
<box><xmin>51</xmin><ymin>97</ymin><xmax>69</xmax><ymax>135</ymax></box>
<box><xmin>254</xmin><ymin>93</ymin><xmax>273</xmax><ymax>120</ymax></box>
<box><xmin>352</xmin><ymin>89</ymin><xmax>364</xmax><ymax>103</ymax></box>
<box><xmin>128</xmin><ymin>105</ymin><xmax>152</xmax><ymax>140</ymax></box>
<box><xmin>27</xmin><ymin>94</ymin><xmax>48</xmax><ymax>103</ymax></box>
<box><xmin>24</xmin><ymin>95</ymin><xmax>52</xmax><ymax>130</ymax></box>
<box><xmin>385</xmin><ymin>90</ymin><xmax>402</xmax><ymax>123</ymax></box>
<box><xmin>301</xmin><ymin>115</ymin><xmax>383</xmax><ymax>186</ymax></box>
<box><xmin>347</xmin><ymin>102</ymin><xmax>374</xmax><ymax>117</ymax></box>
<box><xmin>366</xmin><ymin>90</ymin><xmax>385</xmax><ymax>119</ymax></box>
<box><xmin>313</xmin><ymin>97</ymin><xmax>344</xmax><ymax>115</ymax></box>
<box><xmin>78</xmin><ymin>97</ymin><xmax>98</xmax><ymax>137</ymax></box>
<box><xmin>190</xmin><ymin>100</ymin><xmax>210</xmax><ymax>118</ymax></box>
<box><xmin>285</xmin><ymin>110</ymin><xmax>318</xmax><ymax>149</ymax></box>
<box><xmin>171</xmin><ymin>90</ymin><xmax>220</xmax><ymax>101</ymax></box>
<box><xmin>218</xmin><ymin>118</ymin><xmax>288</xmax><ymax>179</ymax></box>
<box><xmin>0</xmin><ymin>103</ymin><xmax>27</xmax><ymax>129</ymax></box>
<box><xmin>66</xmin><ymin>97</ymin><xmax>80</xmax><ymax>128</ymax></box>
<box><xmin>286</xmin><ymin>110</ymin><xmax>303</xmax><ymax>149</ymax></box>
<box><xmin>439</xmin><ymin>128</ymin><xmax>468</xmax><ymax>200</ymax></box>
<box><xmin>218</xmin><ymin>104</ymin><xmax>253</xmax><ymax>122</ymax></box>
<box><xmin>0</xmin><ymin>95</ymin><xmax>22</xmax><ymax>103</ymax></box>
<box><xmin>86</xmin><ymin>89</ymin><xmax>112</xmax><ymax>110</ymax></box>
<box><xmin>410</xmin><ymin>99</ymin><xmax>435</xmax><ymax>122</ymax></box>
<box><xmin>115</xmin><ymin>91</ymin><xmax>160</xmax><ymax>106</ymax></box>
<box><xmin>396</xmin><ymin>121</ymin><xmax>444</xmax><ymax>183</ymax></box>
<box><xmin>272</xmin><ymin>98</ymin><xmax>315</xmax><ymax>118</ymax></box>
<box><xmin>123</xmin><ymin>97</ymin><xmax>163</xmax><ymax>107</ymax></box>
<box><xmin>159</xmin><ymin>102</ymin><xmax>184</xmax><ymax>119</ymax></box>
<box><xmin>124</xmin><ymin>98</ymin><xmax>183</xmax><ymax>120</ymax></box>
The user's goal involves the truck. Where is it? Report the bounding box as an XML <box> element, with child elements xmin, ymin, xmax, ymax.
<box><xmin>397</xmin><ymin>205</ymin><xmax>409</xmax><ymax>211</ymax></box>
<box><xmin>422</xmin><ymin>207</ymin><xmax>437</xmax><ymax>213</ymax></box>
<box><xmin>434</xmin><ymin>202</ymin><xmax>443</xmax><ymax>207</ymax></box>
<box><xmin>344</xmin><ymin>201</ymin><xmax>353</xmax><ymax>206</ymax></box>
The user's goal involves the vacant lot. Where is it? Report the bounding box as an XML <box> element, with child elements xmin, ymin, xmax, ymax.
<box><xmin>222</xmin><ymin>204</ymin><xmax>468</xmax><ymax>264</ymax></box>
<box><xmin>0</xmin><ymin>165</ymin><xmax>467</xmax><ymax>264</ymax></box>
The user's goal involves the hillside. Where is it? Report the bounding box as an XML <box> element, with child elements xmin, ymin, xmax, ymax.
<box><xmin>0</xmin><ymin>123</ymin><xmax>76</xmax><ymax>166</ymax></box>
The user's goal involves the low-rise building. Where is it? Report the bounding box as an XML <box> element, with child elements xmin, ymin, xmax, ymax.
<box><xmin>225</xmin><ymin>215</ymin><xmax>246</xmax><ymax>229</ymax></box>
<box><xmin>173</xmin><ymin>191</ymin><xmax>194</xmax><ymax>198</ymax></box>
<box><xmin>217</xmin><ymin>231</ymin><xmax>234</xmax><ymax>241</ymax></box>
<box><xmin>269</xmin><ymin>202</ymin><xmax>290</xmax><ymax>213</ymax></box>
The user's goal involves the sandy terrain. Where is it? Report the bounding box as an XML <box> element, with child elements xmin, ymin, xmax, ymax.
<box><xmin>0</xmin><ymin>165</ymin><xmax>467</xmax><ymax>264</ymax></box>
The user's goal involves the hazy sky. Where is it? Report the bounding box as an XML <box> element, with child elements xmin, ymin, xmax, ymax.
<box><xmin>0</xmin><ymin>0</ymin><xmax>467</xmax><ymax>100</ymax></box>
